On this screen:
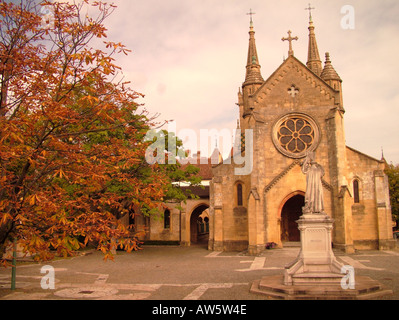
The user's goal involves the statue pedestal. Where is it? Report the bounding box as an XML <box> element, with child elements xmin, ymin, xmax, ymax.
<box><xmin>250</xmin><ymin>212</ymin><xmax>393</xmax><ymax>299</ymax></box>
<box><xmin>250</xmin><ymin>152</ymin><xmax>393</xmax><ymax>298</ymax></box>
<box><xmin>284</xmin><ymin>213</ymin><xmax>343</xmax><ymax>286</ymax></box>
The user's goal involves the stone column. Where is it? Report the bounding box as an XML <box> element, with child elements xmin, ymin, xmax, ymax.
<box><xmin>210</xmin><ymin>176</ymin><xmax>224</xmax><ymax>251</ymax></box>
<box><xmin>179</xmin><ymin>207</ymin><xmax>189</xmax><ymax>246</ymax></box>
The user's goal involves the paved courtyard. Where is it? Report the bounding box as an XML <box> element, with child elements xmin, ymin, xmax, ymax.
<box><xmin>0</xmin><ymin>244</ymin><xmax>399</xmax><ymax>301</ymax></box>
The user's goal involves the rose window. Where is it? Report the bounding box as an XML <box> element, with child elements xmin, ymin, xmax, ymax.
<box><xmin>272</xmin><ymin>113</ymin><xmax>320</xmax><ymax>158</ymax></box>
<box><xmin>278</xmin><ymin>118</ymin><xmax>314</xmax><ymax>153</ymax></box>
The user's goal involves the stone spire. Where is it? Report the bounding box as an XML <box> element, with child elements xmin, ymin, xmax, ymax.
<box><xmin>321</xmin><ymin>52</ymin><xmax>343</xmax><ymax>107</ymax></box>
<box><xmin>320</xmin><ymin>52</ymin><xmax>341</xmax><ymax>83</ymax></box>
<box><xmin>243</xmin><ymin>10</ymin><xmax>264</xmax><ymax>87</ymax></box>
<box><xmin>306</xmin><ymin>10</ymin><xmax>322</xmax><ymax>76</ymax></box>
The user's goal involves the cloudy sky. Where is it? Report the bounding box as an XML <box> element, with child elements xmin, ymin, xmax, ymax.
<box><xmin>100</xmin><ymin>0</ymin><xmax>399</xmax><ymax>163</ymax></box>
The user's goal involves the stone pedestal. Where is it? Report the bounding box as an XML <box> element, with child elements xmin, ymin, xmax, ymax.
<box><xmin>250</xmin><ymin>275</ymin><xmax>393</xmax><ymax>300</ymax></box>
<box><xmin>284</xmin><ymin>213</ymin><xmax>343</xmax><ymax>286</ymax></box>
<box><xmin>250</xmin><ymin>212</ymin><xmax>393</xmax><ymax>299</ymax></box>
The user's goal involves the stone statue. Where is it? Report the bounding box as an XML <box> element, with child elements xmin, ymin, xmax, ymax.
<box><xmin>301</xmin><ymin>151</ymin><xmax>325</xmax><ymax>214</ymax></box>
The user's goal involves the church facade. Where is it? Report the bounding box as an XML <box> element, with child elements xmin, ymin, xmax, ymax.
<box><xmin>208</xmin><ymin>16</ymin><xmax>395</xmax><ymax>254</ymax></box>
<box><xmin>126</xmin><ymin>14</ymin><xmax>395</xmax><ymax>254</ymax></box>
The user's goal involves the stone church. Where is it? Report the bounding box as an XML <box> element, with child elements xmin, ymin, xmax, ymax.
<box><xmin>127</xmin><ymin>13</ymin><xmax>395</xmax><ymax>254</ymax></box>
<box><xmin>209</xmin><ymin>15</ymin><xmax>395</xmax><ymax>254</ymax></box>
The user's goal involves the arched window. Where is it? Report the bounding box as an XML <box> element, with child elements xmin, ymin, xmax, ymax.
<box><xmin>353</xmin><ymin>179</ymin><xmax>360</xmax><ymax>204</ymax></box>
<box><xmin>237</xmin><ymin>183</ymin><xmax>243</xmax><ymax>206</ymax></box>
<box><xmin>164</xmin><ymin>209</ymin><xmax>171</xmax><ymax>229</ymax></box>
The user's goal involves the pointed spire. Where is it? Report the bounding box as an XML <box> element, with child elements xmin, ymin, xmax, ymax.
<box><xmin>306</xmin><ymin>7</ymin><xmax>322</xmax><ymax>76</ymax></box>
<box><xmin>232</xmin><ymin>119</ymin><xmax>242</xmax><ymax>156</ymax></box>
<box><xmin>320</xmin><ymin>52</ymin><xmax>341</xmax><ymax>82</ymax></box>
<box><xmin>243</xmin><ymin>10</ymin><xmax>264</xmax><ymax>87</ymax></box>
<box><xmin>381</xmin><ymin>147</ymin><xmax>389</xmax><ymax>168</ymax></box>
<box><xmin>210</xmin><ymin>146</ymin><xmax>223</xmax><ymax>165</ymax></box>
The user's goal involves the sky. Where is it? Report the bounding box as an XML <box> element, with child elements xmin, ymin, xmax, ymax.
<box><xmin>90</xmin><ymin>0</ymin><xmax>399</xmax><ymax>163</ymax></box>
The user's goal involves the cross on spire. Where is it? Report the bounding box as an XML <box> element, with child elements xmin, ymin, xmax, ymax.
<box><xmin>305</xmin><ymin>3</ymin><xmax>315</xmax><ymax>22</ymax></box>
<box><xmin>282</xmin><ymin>30</ymin><xmax>298</xmax><ymax>57</ymax></box>
<box><xmin>247</xmin><ymin>8</ymin><xmax>255</xmax><ymax>25</ymax></box>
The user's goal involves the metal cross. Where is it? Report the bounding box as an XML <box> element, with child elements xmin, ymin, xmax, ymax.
<box><xmin>305</xmin><ymin>3</ymin><xmax>315</xmax><ymax>22</ymax></box>
<box><xmin>282</xmin><ymin>30</ymin><xmax>298</xmax><ymax>57</ymax></box>
<box><xmin>247</xmin><ymin>8</ymin><xmax>256</xmax><ymax>23</ymax></box>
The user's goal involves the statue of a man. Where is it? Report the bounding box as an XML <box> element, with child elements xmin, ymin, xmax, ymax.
<box><xmin>301</xmin><ymin>151</ymin><xmax>325</xmax><ymax>214</ymax></box>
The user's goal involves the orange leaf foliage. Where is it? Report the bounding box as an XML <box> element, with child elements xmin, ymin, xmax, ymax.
<box><xmin>0</xmin><ymin>0</ymin><xmax>169</xmax><ymax>262</ymax></box>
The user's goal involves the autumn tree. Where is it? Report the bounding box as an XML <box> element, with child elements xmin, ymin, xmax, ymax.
<box><xmin>0</xmin><ymin>0</ymin><xmax>170</xmax><ymax>261</ymax></box>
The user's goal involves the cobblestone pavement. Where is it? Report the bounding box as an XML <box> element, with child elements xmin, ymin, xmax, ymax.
<box><xmin>0</xmin><ymin>244</ymin><xmax>399</xmax><ymax>301</ymax></box>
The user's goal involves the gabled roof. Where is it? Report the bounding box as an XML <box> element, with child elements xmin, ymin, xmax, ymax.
<box><xmin>346</xmin><ymin>145</ymin><xmax>383</xmax><ymax>164</ymax></box>
<box><xmin>179</xmin><ymin>151</ymin><xmax>215</xmax><ymax>180</ymax></box>
<box><xmin>251</xmin><ymin>55</ymin><xmax>338</xmax><ymax>101</ymax></box>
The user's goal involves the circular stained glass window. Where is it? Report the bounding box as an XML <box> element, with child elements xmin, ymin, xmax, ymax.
<box><xmin>272</xmin><ymin>113</ymin><xmax>320</xmax><ymax>158</ymax></box>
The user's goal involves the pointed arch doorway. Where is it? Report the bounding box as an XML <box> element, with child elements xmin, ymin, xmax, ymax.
<box><xmin>280</xmin><ymin>193</ymin><xmax>305</xmax><ymax>242</ymax></box>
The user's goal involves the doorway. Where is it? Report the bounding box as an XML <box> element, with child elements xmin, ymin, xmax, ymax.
<box><xmin>280</xmin><ymin>194</ymin><xmax>304</xmax><ymax>242</ymax></box>
<box><xmin>190</xmin><ymin>205</ymin><xmax>209</xmax><ymax>246</ymax></box>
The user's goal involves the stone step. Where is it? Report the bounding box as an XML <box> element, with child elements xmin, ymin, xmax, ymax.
<box><xmin>282</xmin><ymin>241</ymin><xmax>301</xmax><ymax>248</ymax></box>
<box><xmin>251</xmin><ymin>275</ymin><xmax>392</xmax><ymax>300</ymax></box>
<box><xmin>291</xmin><ymin>272</ymin><xmax>344</xmax><ymax>285</ymax></box>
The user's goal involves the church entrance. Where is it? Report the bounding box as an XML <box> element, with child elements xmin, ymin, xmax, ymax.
<box><xmin>280</xmin><ymin>194</ymin><xmax>305</xmax><ymax>242</ymax></box>
<box><xmin>190</xmin><ymin>204</ymin><xmax>210</xmax><ymax>246</ymax></box>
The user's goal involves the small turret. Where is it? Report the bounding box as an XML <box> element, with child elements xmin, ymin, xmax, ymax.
<box><xmin>321</xmin><ymin>52</ymin><xmax>342</xmax><ymax>87</ymax></box>
<box><xmin>321</xmin><ymin>52</ymin><xmax>343</xmax><ymax>107</ymax></box>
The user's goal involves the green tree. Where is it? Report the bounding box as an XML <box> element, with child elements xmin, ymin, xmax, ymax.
<box><xmin>146</xmin><ymin>129</ymin><xmax>203</xmax><ymax>205</ymax></box>
<box><xmin>385</xmin><ymin>163</ymin><xmax>399</xmax><ymax>230</ymax></box>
